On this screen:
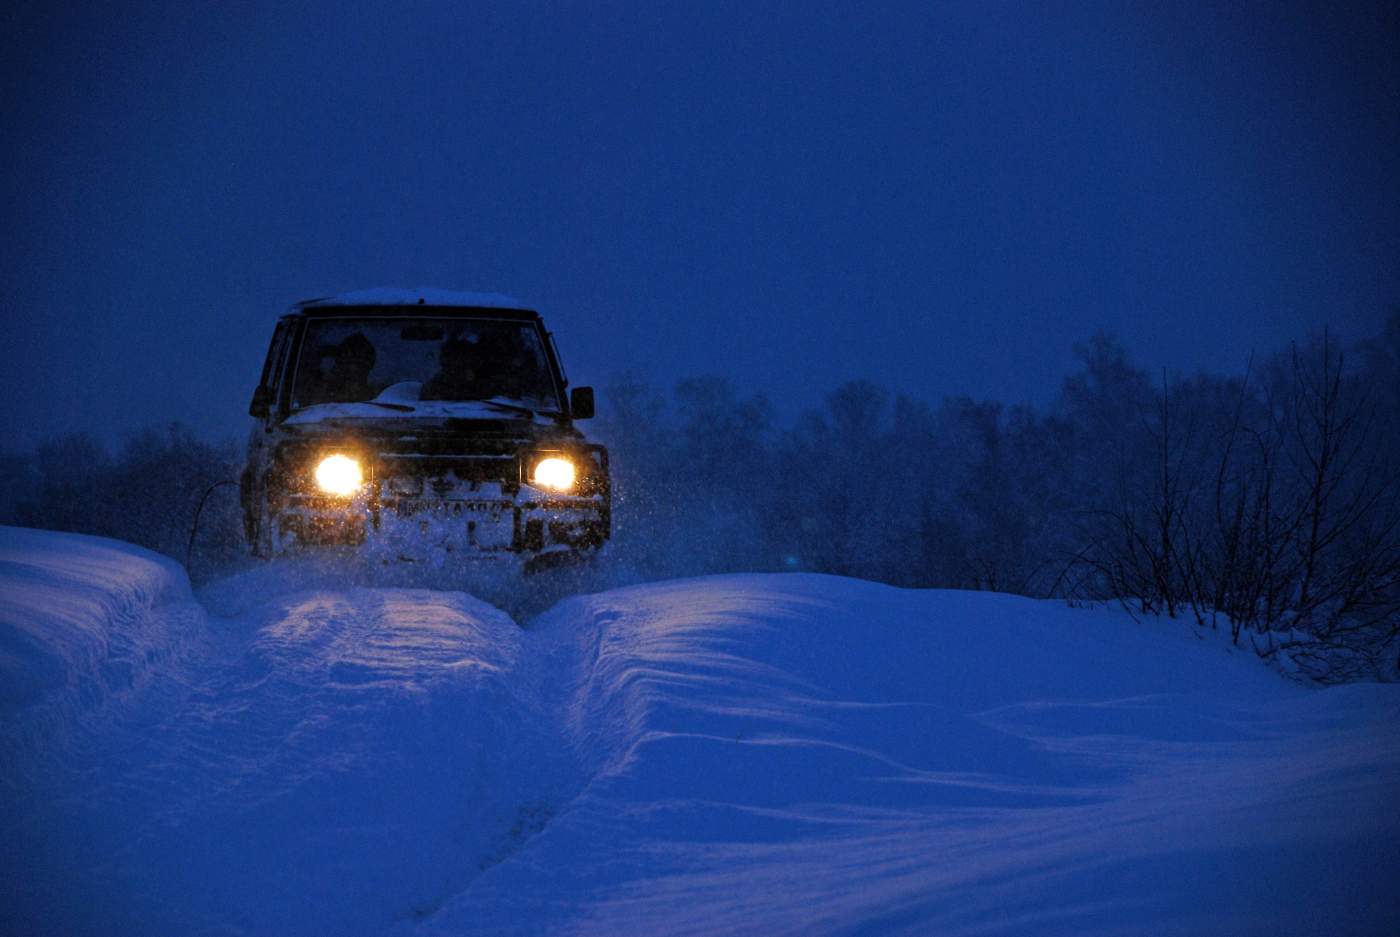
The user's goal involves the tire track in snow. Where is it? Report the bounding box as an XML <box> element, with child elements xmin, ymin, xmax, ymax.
<box><xmin>14</xmin><ymin>575</ymin><xmax>593</xmax><ymax>937</ymax></box>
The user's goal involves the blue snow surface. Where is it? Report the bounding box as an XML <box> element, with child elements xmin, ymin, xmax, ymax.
<box><xmin>2</xmin><ymin>525</ymin><xmax>1398</xmax><ymax>936</ymax></box>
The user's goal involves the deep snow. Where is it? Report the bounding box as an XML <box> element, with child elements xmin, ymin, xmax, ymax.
<box><xmin>2</xmin><ymin>526</ymin><xmax>1398</xmax><ymax>936</ymax></box>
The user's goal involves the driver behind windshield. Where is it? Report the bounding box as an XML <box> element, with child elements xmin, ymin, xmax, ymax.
<box><xmin>310</xmin><ymin>332</ymin><xmax>377</xmax><ymax>404</ymax></box>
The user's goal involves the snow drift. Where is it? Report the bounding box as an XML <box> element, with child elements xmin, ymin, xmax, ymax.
<box><xmin>2</xmin><ymin>526</ymin><xmax>1398</xmax><ymax>936</ymax></box>
<box><xmin>0</xmin><ymin>528</ymin><xmax>201</xmax><ymax>770</ymax></box>
<box><xmin>434</xmin><ymin>578</ymin><xmax>1400</xmax><ymax>937</ymax></box>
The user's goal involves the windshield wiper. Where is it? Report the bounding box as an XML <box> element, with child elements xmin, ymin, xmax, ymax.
<box><xmin>361</xmin><ymin>400</ymin><xmax>415</xmax><ymax>412</ymax></box>
<box><xmin>464</xmin><ymin>396</ymin><xmax>539</xmax><ymax>418</ymax></box>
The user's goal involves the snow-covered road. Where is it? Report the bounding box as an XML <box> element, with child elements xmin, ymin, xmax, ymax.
<box><xmin>3</xmin><ymin>527</ymin><xmax>1398</xmax><ymax>936</ymax></box>
<box><xmin>4</xmin><ymin>537</ymin><xmax>582</xmax><ymax>935</ymax></box>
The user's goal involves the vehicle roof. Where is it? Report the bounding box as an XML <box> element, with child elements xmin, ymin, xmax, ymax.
<box><xmin>289</xmin><ymin>287</ymin><xmax>538</xmax><ymax>319</ymax></box>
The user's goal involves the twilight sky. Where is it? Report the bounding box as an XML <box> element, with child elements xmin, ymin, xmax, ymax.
<box><xmin>3</xmin><ymin>1</ymin><xmax>1397</xmax><ymax>447</ymax></box>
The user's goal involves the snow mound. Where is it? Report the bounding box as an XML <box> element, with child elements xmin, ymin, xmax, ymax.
<box><xmin>427</xmin><ymin>576</ymin><xmax>1400</xmax><ymax>937</ymax></box>
<box><xmin>3</xmin><ymin>531</ymin><xmax>1398</xmax><ymax>936</ymax></box>
<box><xmin>0</xmin><ymin>527</ymin><xmax>198</xmax><ymax>761</ymax></box>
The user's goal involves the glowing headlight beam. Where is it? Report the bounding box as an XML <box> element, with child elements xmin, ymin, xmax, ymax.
<box><xmin>314</xmin><ymin>454</ymin><xmax>363</xmax><ymax>496</ymax></box>
<box><xmin>531</xmin><ymin>456</ymin><xmax>576</xmax><ymax>492</ymax></box>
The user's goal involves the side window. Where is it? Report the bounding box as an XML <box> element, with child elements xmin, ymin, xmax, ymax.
<box><xmin>259</xmin><ymin>321</ymin><xmax>290</xmax><ymax>390</ymax></box>
<box><xmin>545</xmin><ymin>329</ymin><xmax>568</xmax><ymax>389</ymax></box>
<box><xmin>258</xmin><ymin>320</ymin><xmax>300</xmax><ymax>417</ymax></box>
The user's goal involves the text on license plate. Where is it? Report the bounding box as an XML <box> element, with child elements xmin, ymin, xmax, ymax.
<box><xmin>396</xmin><ymin>499</ymin><xmax>508</xmax><ymax>518</ymax></box>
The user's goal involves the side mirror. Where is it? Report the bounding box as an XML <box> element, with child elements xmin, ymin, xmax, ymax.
<box><xmin>249</xmin><ymin>385</ymin><xmax>272</xmax><ymax>419</ymax></box>
<box><xmin>570</xmin><ymin>386</ymin><xmax>595</xmax><ymax>420</ymax></box>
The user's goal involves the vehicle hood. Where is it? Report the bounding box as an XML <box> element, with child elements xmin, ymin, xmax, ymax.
<box><xmin>275</xmin><ymin>411</ymin><xmax>577</xmax><ymax>447</ymax></box>
<box><xmin>283</xmin><ymin>401</ymin><xmax>560</xmax><ymax>426</ymax></box>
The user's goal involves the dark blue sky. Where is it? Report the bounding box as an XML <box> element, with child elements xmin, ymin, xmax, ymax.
<box><xmin>4</xmin><ymin>1</ymin><xmax>1397</xmax><ymax>447</ymax></box>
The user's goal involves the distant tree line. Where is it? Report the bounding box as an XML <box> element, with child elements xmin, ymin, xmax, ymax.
<box><xmin>594</xmin><ymin>314</ymin><xmax>1400</xmax><ymax>682</ymax></box>
<box><xmin>2</xmin><ymin>314</ymin><xmax>1396</xmax><ymax>681</ymax></box>
<box><xmin>0</xmin><ymin>425</ymin><xmax>245</xmax><ymax>576</ymax></box>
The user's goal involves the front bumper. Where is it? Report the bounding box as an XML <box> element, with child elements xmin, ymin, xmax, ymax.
<box><xmin>270</xmin><ymin>484</ymin><xmax>608</xmax><ymax>561</ymax></box>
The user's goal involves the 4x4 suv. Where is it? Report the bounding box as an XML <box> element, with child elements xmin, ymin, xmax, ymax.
<box><xmin>240</xmin><ymin>288</ymin><xmax>610</xmax><ymax>572</ymax></box>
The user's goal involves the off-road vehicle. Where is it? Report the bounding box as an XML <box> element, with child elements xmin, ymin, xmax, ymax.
<box><xmin>240</xmin><ymin>288</ymin><xmax>610</xmax><ymax>573</ymax></box>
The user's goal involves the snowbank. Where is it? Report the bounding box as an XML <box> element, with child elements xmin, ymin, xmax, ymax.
<box><xmin>427</xmin><ymin>576</ymin><xmax>1400</xmax><ymax>937</ymax></box>
<box><xmin>3</xmin><ymin>531</ymin><xmax>1398</xmax><ymax>936</ymax></box>
<box><xmin>0</xmin><ymin>527</ymin><xmax>197</xmax><ymax>762</ymax></box>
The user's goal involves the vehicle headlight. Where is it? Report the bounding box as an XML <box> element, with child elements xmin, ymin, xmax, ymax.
<box><xmin>314</xmin><ymin>454</ymin><xmax>363</xmax><ymax>496</ymax></box>
<box><xmin>530</xmin><ymin>456</ymin><xmax>576</xmax><ymax>492</ymax></box>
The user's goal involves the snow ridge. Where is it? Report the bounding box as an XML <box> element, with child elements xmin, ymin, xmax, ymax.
<box><xmin>3</xmin><ymin>531</ymin><xmax>1399</xmax><ymax>937</ymax></box>
<box><xmin>0</xmin><ymin>527</ymin><xmax>199</xmax><ymax>776</ymax></box>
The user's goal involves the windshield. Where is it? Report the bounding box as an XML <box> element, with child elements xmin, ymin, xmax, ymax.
<box><xmin>290</xmin><ymin>317</ymin><xmax>560</xmax><ymax>412</ymax></box>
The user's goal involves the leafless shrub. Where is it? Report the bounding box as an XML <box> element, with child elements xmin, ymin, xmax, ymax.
<box><xmin>1074</xmin><ymin>331</ymin><xmax>1400</xmax><ymax>681</ymax></box>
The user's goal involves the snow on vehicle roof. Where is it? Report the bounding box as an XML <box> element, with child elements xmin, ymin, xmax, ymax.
<box><xmin>292</xmin><ymin>287</ymin><xmax>533</xmax><ymax>313</ymax></box>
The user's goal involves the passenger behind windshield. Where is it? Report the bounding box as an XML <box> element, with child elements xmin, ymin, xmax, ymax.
<box><xmin>421</xmin><ymin>337</ymin><xmax>481</xmax><ymax>400</ymax></box>
<box><xmin>421</xmin><ymin>330</ymin><xmax>538</xmax><ymax>401</ymax></box>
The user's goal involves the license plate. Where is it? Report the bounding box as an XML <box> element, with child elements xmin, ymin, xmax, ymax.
<box><xmin>396</xmin><ymin>499</ymin><xmax>508</xmax><ymax>518</ymax></box>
